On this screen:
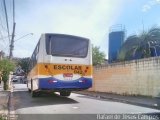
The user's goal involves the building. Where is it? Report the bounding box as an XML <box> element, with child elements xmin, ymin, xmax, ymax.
<box><xmin>108</xmin><ymin>25</ymin><xmax>125</xmax><ymax>63</ymax></box>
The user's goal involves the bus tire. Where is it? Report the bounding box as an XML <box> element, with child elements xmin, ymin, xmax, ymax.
<box><xmin>31</xmin><ymin>91</ymin><xmax>36</xmax><ymax>97</ymax></box>
<box><xmin>31</xmin><ymin>79</ymin><xmax>36</xmax><ymax>97</ymax></box>
<box><xmin>28</xmin><ymin>89</ymin><xmax>31</xmax><ymax>93</ymax></box>
<box><xmin>60</xmin><ymin>91</ymin><xmax>71</xmax><ymax>97</ymax></box>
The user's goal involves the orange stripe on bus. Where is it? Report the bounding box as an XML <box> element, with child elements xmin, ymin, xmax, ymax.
<box><xmin>28</xmin><ymin>63</ymin><xmax>92</xmax><ymax>78</ymax></box>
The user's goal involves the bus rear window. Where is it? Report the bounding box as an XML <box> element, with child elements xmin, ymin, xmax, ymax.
<box><xmin>46</xmin><ymin>35</ymin><xmax>89</xmax><ymax>58</ymax></box>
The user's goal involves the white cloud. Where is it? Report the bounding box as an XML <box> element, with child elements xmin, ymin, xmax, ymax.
<box><xmin>142</xmin><ymin>0</ymin><xmax>160</xmax><ymax>12</ymax></box>
<box><xmin>156</xmin><ymin>0</ymin><xmax>160</xmax><ymax>3</ymax></box>
<box><xmin>142</xmin><ymin>4</ymin><xmax>151</xmax><ymax>12</ymax></box>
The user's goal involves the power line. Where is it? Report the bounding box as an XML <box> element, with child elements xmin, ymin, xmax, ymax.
<box><xmin>0</xmin><ymin>35</ymin><xmax>12</xmax><ymax>40</ymax></box>
<box><xmin>0</xmin><ymin>0</ymin><xmax>6</xmax><ymax>27</ymax></box>
<box><xmin>0</xmin><ymin>16</ymin><xmax>8</xmax><ymax>33</ymax></box>
<box><xmin>0</xmin><ymin>0</ymin><xmax>7</xmax><ymax>38</ymax></box>
<box><xmin>14</xmin><ymin>33</ymin><xmax>33</xmax><ymax>42</ymax></box>
<box><xmin>3</xmin><ymin>0</ymin><xmax>10</xmax><ymax>43</ymax></box>
<box><xmin>13</xmin><ymin>0</ymin><xmax>15</xmax><ymax>23</ymax></box>
<box><xmin>0</xmin><ymin>30</ymin><xmax>4</xmax><ymax>40</ymax></box>
<box><xmin>0</xmin><ymin>1</ymin><xmax>8</xmax><ymax>54</ymax></box>
<box><xmin>10</xmin><ymin>0</ymin><xmax>13</xmax><ymax>26</ymax></box>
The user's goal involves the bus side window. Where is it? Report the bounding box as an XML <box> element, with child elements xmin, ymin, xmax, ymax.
<box><xmin>48</xmin><ymin>36</ymin><xmax>52</xmax><ymax>55</ymax></box>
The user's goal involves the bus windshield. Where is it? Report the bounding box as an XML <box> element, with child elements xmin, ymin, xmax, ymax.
<box><xmin>46</xmin><ymin>35</ymin><xmax>89</xmax><ymax>58</ymax></box>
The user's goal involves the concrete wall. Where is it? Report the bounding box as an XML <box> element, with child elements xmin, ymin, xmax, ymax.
<box><xmin>90</xmin><ymin>57</ymin><xmax>160</xmax><ymax>97</ymax></box>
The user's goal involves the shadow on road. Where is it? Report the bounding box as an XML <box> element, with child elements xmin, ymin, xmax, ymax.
<box><xmin>12</xmin><ymin>90</ymin><xmax>79</xmax><ymax>110</ymax></box>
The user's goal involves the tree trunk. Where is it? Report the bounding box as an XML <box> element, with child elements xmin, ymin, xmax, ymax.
<box><xmin>3</xmin><ymin>80</ymin><xmax>8</xmax><ymax>90</ymax></box>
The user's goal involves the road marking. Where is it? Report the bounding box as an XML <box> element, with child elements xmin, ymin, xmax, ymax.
<box><xmin>153</xmin><ymin>104</ymin><xmax>158</xmax><ymax>106</ymax></box>
<box><xmin>72</xmin><ymin>106</ymin><xmax>79</xmax><ymax>109</ymax></box>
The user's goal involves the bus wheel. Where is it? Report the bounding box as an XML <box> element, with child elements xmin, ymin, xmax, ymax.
<box><xmin>28</xmin><ymin>89</ymin><xmax>31</xmax><ymax>93</ymax></box>
<box><xmin>31</xmin><ymin>80</ymin><xmax>37</xmax><ymax>97</ymax></box>
<box><xmin>60</xmin><ymin>91</ymin><xmax>71</xmax><ymax>97</ymax></box>
<box><xmin>31</xmin><ymin>91</ymin><xmax>37</xmax><ymax>97</ymax></box>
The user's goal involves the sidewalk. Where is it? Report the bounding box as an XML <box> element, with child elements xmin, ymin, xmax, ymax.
<box><xmin>76</xmin><ymin>91</ymin><xmax>160</xmax><ymax>110</ymax></box>
<box><xmin>0</xmin><ymin>83</ymin><xmax>10</xmax><ymax>117</ymax></box>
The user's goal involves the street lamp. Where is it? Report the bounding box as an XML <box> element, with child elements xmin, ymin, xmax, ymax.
<box><xmin>9</xmin><ymin>33</ymin><xmax>33</xmax><ymax>59</ymax></box>
<box><xmin>14</xmin><ymin>33</ymin><xmax>33</xmax><ymax>42</ymax></box>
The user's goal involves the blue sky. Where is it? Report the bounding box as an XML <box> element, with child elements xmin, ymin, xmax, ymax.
<box><xmin>0</xmin><ymin>0</ymin><xmax>160</xmax><ymax>58</ymax></box>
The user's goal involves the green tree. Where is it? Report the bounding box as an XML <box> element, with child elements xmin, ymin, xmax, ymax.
<box><xmin>0</xmin><ymin>59</ymin><xmax>15</xmax><ymax>90</ymax></box>
<box><xmin>118</xmin><ymin>35</ymin><xmax>140</xmax><ymax>61</ymax></box>
<box><xmin>118</xmin><ymin>26</ymin><xmax>160</xmax><ymax>61</ymax></box>
<box><xmin>17</xmin><ymin>57</ymin><xmax>30</xmax><ymax>73</ymax></box>
<box><xmin>92</xmin><ymin>45</ymin><xmax>106</xmax><ymax>66</ymax></box>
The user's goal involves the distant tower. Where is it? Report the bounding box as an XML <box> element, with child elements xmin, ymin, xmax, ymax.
<box><xmin>108</xmin><ymin>24</ymin><xmax>125</xmax><ymax>63</ymax></box>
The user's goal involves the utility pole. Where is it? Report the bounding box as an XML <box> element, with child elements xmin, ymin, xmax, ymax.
<box><xmin>9</xmin><ymin>23</ymin><xmax>16</xmax><ymax>59</ymax></box>
<box><xmin>9</xmin><ymin>0</ymin><xmax>15</xmax><ymax>59</ymax></box>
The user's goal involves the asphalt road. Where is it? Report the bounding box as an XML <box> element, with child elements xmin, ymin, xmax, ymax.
<box><xmin>12</xmin><ymin>83</ymin><xmax>160</xmax><ymax>120</ymax></box>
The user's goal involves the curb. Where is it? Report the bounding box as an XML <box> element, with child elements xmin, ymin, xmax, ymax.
<box><xmin>76</xmin><ymin>91</ymin><xmax>160</xmax><ymax>110</ymax></box>
<box><xmin>8</xmin><ymin>83</ymin><xmax>17</xmax><ymax>119</ymax></box>
<box><xmin>0</xmin><ymin>90</ymin><xmax>10</xmax><ymax>119</ymax></box>
<box><xmin>0</xmin><ymin>81</ymin><xmax>17</xmax><ymax>119</ymax></box>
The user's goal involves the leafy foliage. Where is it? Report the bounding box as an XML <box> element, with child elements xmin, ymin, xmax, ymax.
<box><xmin>17</xmin><ymin>57</ymin><xmax>30</xmax><ymax>73</ymax></box>
<box><xmin>0</xmin><ymin>59</ymin><xmax>15</xmax><ymax>90</ymax></box>
<box><xmin>0</xmin><ymin>59</ymin><xmax>15</xmax><ymax>79</ymax></box>
<box><xmin>0</xmin><ymin>115</ymin><xmax>5</xmax><ymax>120</ymax></box>
<box><xmin>118</xmin><ymin>26</ymin><xmax>160</xmax><ymax>61</ymax></box>
<box><xmin>92</xmin><ymin>45</ymin><xmax>106</xmax><ymax>66</ymax></box>
<box><xmin>118</xmin><ymin>35</ymin><xmax>140</xmax><ymax>60</ymax></box>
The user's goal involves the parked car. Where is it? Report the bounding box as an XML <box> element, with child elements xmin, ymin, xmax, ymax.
<box><xmin>12</xmin><ymin>78</ymin><xmax>18</xmax><ymax>82</ymax></box>
<box><xmin>23</xmin><ymin>79</ymin><xmax>27</xmax><ymax>84</ymax></box>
